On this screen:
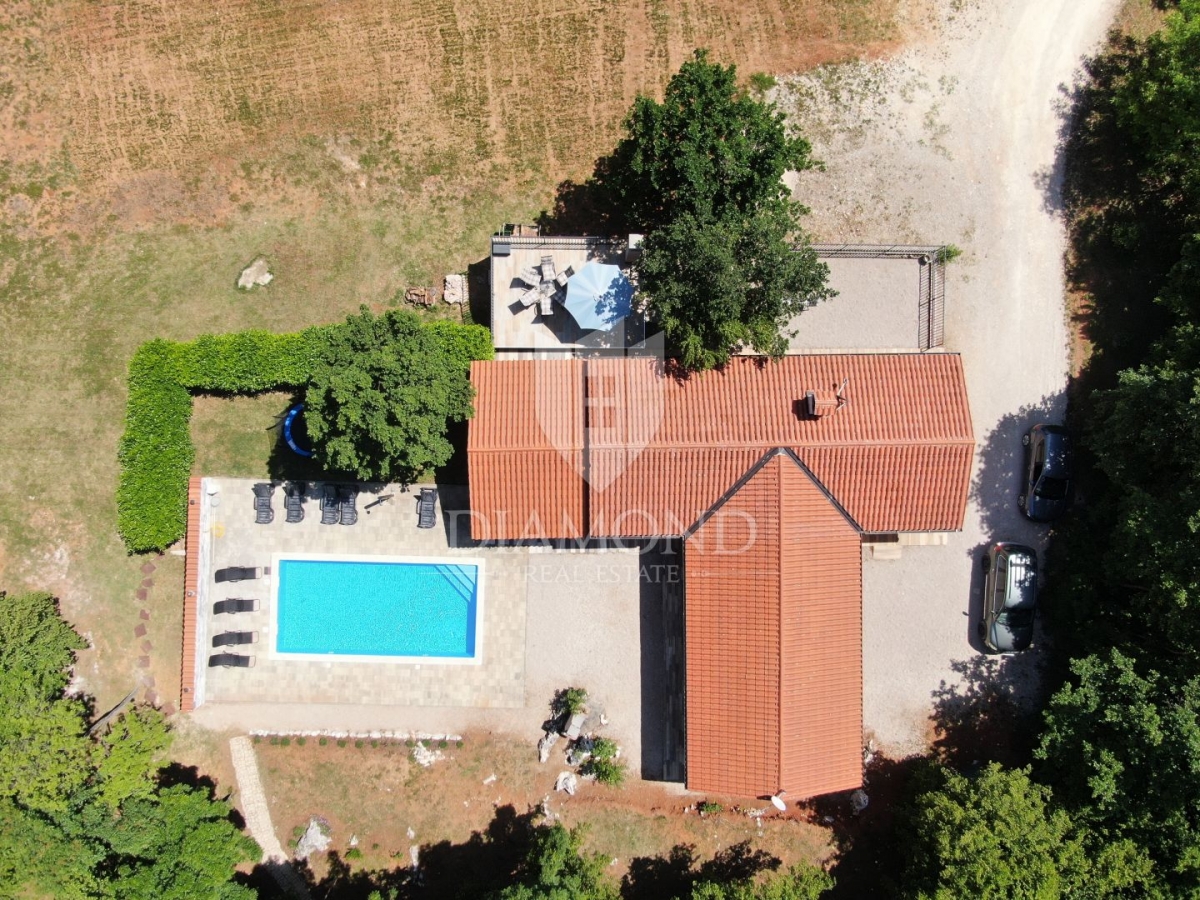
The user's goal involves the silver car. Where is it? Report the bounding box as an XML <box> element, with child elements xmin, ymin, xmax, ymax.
<box><xmin>980</xmin><ymin>542</ymin><xmax>1038</xmax><ymax>653</ymax></box>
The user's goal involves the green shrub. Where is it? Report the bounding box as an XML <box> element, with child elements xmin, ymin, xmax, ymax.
<box><xmin>552</xmin><ymin>687</ymin><xmax>588</xmax><ymax>718</ymax></box>
<box><xmin>345</xmin><ymin>847</ymin><xmax>363</xmax><ymax>860</ymax></box>
<box><xmin>585</xmin><ymin>757</ymin><xmax>626</xmax><ymax>787</ymax></box>
<box><xmin>405</xmin><ymin>739</ymin><xmax>414</xmax><ymax>747</ymax></box>
<box><xmin>370</xmin><ymin>740</ymin><xmax>378</xmax><ymax>748</ymax></box>
<box><xmin>337</xmin><ymin>739</ymin><xmax>347</xmax><ymax>748</ymax></box>
<box><xmin>319</xmin><ymin>737</ymin><xmax>328</xmax><ymax>746</ymax></box>
<box><xmin>590</xmin><ymin>738</ymin><xmax>618</xmax><ymax>761</ymax></box>
<box><xmin>438</xmin><ymin>739</ymin><xmax>448</xmax><ymax>749</ymax></box>
<box><xmin>252</xmin><ymin>735</ymin><xmax>261</xmax><ymax>744</ymax></box>
<box><xmin>116</xmin><ymin>340</ymin><xmax>194</xmax><ymax>553</ymax></box>
<box><xmin>280</xmin><ymin>737</ymin><xmax>291</xmax><ymax>747</ymax></box>
<box><xmin>296</xmin><ymin>736</ymin><xmax>306</xmax><ymax>746</ymax></box>
<box><xmin>698</xmin><ymin>800</ymin><xmax>723</xmax><ymax>815</ymax></box>
<box><xmin>355</xmin><ymin>740</ymin><xmax>364</xmax><ymax>749</ymax></box>
<box><xmin>456</xmin><ymin>740</ymin><xmax>463</xmax><ymax>749</ymax></box>
<box><xmin>749</xmin><ymin>71</ymin><xmax>777</xmax><ymax>92</ymax></box>
<box><xmin>176</xmin><ymin>330</ymin><xmax>316</xmax><ymax>392</ymax></box>
<box><xmin>269</xmin><ymin>736</ymin><xmax>279</xmax><ymax>746</ymax></box>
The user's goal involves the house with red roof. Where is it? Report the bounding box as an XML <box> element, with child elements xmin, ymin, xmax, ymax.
<box><xmin>467</xmin><ymin>352</ymin><xmax>973</xmax><ymax>799</ymax></box>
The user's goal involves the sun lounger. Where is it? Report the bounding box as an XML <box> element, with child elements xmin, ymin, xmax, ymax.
<box><xmin>285</xmin><ymin>482</ymin><xmax>305</xmax><ymax>524</ymax></box>
<box><xmin>538</xmin><ymin>291</ymin><xmax>554</xmax><ymax>317</ymax></box>
<box><xmin>540</xmin><ymin>256</ymin><xmax>556</xmax><ymax>282</ymax></box>
<box><xmin>213</xmin><ymin>597</ymin><xmax>259</xmax><ymax>614</ymax></box>
<box><xmin>517</xmin><ymin>286</ymin><xmax>540</xmax><ymax>308</ymax></box>
<box><xmin>208</xmin><ymin>653</ymin><xmax>255</xmax><ymax>668</ymax></box>
<box><xmin>214</xmin><ymin>566</ymin><xmax>261</xmax><ymax>584</ymax></box>
<box><xmin>212</xmin><ymin>630</ymin><xmax>258</xmax><ymax>647</ymax></box>
<box><xmin>555</xmin><ymin>263</ymin><xmax>574</xmax><ymax>288</ymax></box>
<box><xmin>417</xmin><ymin>487</ymin><xmax>438</xmax><ymax>529</ymax></box>
<box><xmin>340</xmin><ymin>486</ymin><xmax>358</xmax><ymax>526</ymax></box>
<box><xmin>516</xmin><ymin>266</ymin><xmax>541</xmax><ymax>288</ymax></box>
<box><xmin>252</xmin><ymin>482</ymin><xmax>274</xmax><ymax>524</ymax></box>
<box><xmin>320</xmin><ymin>484</ymin><xmax>340</xmax><ymax>525</ymax></box>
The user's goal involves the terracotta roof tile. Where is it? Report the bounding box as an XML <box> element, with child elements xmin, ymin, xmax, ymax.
<box><xmin>686</xmin><ymin>452</ymin><xmax>862</xmax><ymax>799</ymax></box>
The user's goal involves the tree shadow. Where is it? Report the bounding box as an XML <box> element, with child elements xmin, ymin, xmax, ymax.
<box><xmin>802</xmin><ymin>754</ymin><xmax>926</xmax><ymax>899</ymax></box>
<box><xmin>535</xmin><ymin>153</ymin><xmax>626</xmax><ymax>236</ymax></box>
<box><xmin>622</xmin><ymin>841</ymin><xmax>780</xmax><ymax>900</ymax></box>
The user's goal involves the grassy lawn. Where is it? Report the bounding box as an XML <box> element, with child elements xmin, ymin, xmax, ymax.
<box><xmin>0</xmin><ymin>0</ymin><xmax>900</xmax><ymax>878</ymax></box>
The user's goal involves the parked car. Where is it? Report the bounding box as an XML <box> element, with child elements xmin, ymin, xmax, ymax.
<box><xmin>1019</xmin><ymin>424</ymin><xmax>1073</xmax><ymax>522</ymax></box>
<box><xmin>980</xmin><ymin>542</ymin><xmax>1038</xmax><ymax>653</ymax></box>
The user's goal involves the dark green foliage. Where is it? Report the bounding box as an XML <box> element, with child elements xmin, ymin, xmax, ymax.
<box><xmin>304</xmin><ymin>307</ymin><xmax>485</xmax><ymax>482</ymax></box>
<box><xmin>551</xmin><ymin>687</ymin><xmax>588</xmax><ymax>718</ymax></box>
<box><xmin>595</xmin><ymin>50</ymin><xmax>830</xmax><ymax>370</ymax></box>
<box><xmin>689</xmin><ymin>864</ymin><xmax>833</xmax><ymax>900</ymax></box>
<box><xmin>1036</xmin><ymin>651</ymin><xmax>1199</xmax><ymax>892</ymax></box>
<box><xmin>489</xmin><ymin>823</ymin><xmax>619</xmax><ymax>900</ymax></box>
<box><xmin>116</xmin><ymin>340</ymin><xmax>194</xmax><ymax>553</ymax></box>
<box><xmin>583</xmin><ymin>738</ymin><xmax>627</xmax><ymax>787</ymax></box>
<box><xmin>899</xmin><ymin>763</ymin><xmax>1094</xmax><ymax>899</ymax></box>
<box><xmin>0</xmin><ymin>590</ymin><xmax>257</xmax><ymax>897</ymax></box>
<box><xmin>603</xmin><ymin>49</ymin><xmax>814</xmax><ymax>230</ymax></box>
<box><xmin>176</xmin><ymin>328</ymin><xmax>323</xmax><ymax>393</ymax></box>
<box><xmin>637</xmin><ymin>207</ymin><xmax>833</xmax><ymax>369</ymax></box>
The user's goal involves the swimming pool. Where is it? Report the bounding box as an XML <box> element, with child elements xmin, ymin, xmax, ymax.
<box><xmin>272</xmin><ymin>554</ymin><xmax>484</xmax><ymax>663</ymax></box>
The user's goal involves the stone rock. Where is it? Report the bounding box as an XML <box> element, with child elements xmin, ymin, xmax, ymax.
<box><xmin>554</xmin><ymin>771</ymin><xmax>578</xmax><ymax>795</ymax></box>
<box><xmin>411</xmin><ymin>741</ymin><xmax>443</xmax><ymax>767</ymax></box>
<box><xmin>563</xmin><ymin>712</ymin><xmax>586</xmax><ymax>741</ymax></box>
<box><xmin>850</xmin><ymin>790</ymin><xmax>870</xmax><ymax>815</ymax></box>
<box><xmin>237</xmin><ymin>257</ymin><xmax>273</xmax><ymax>290</ymax></box>
<box><xmin>404</xmin><ymin>287</ymin><xmax>431</xmax><ymax>308</ymax></box>
<box><xmin>348</xmin><ymin>834</ymin><xmax>359</xmax><ymax>847</ymax></box>
<box><xmin>538</xmin><ymin>731</ymin><xmax>559</xmax><ymax>763</ymax></box>
<box><xmin>483</xmin><ymin>773</ymin><xmax>497</xmax><ymax>785</ymax></box>
<box><xmin>295</xmin><ymin>818</ymin><xmax>332</xmax><ymax>859</ymax></box>
<box><xmin>443</xmin><ymin>273</ymin><xmax>466</xmax><ymax>305</ymax></box>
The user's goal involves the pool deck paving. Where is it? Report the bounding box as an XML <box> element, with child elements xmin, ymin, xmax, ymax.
<box><xmin>190</xmin><ymin>478</ymin><xmax>658</xmax><ymax>776</ymax></box>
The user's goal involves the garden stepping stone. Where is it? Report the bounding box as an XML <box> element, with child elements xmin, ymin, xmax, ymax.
<box><xmin>134</xmin><ymin>623</ymin><xmax>147</xmax><ymax>638</ymax></box>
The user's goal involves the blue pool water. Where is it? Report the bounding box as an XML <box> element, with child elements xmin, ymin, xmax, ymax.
<box><xmin>276</xmin><ymin>559</ymin><xmax>479</xmax><ymax>658</ymax></box>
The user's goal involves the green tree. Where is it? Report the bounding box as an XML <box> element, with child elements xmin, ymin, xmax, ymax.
<box><xmin>1036</xmin><ymin>650</ymin><xmax>1200</xmax><ymax>892</ymax></box>
<box><xmin>637</xmin><ymin>207</ymin><xmax>833</xmax><ymax>369</ymax></box>
<box><xmin>604</xmin><ymin>49</ymin><xmax>815</xmax><ymax>229</ymax></box>
<box><xmin>690</xmin><ymin>864</ymin><xmax>833</xmax><ymax>899</ymax></box>
<box><xmin>304</xmin><ymin>307</ymin><xmax>485</xmax><ymax>482</ymax></box>
<box><xmin>490</xmin><ymin>823</ymin><xmax>618</xmax><ymax>900</ymax></box>
<box><xmin>596</xmin><ymin>50</ymin><xmax>831</xmax><ymax>370</ymax></box>
<box><xmin>900</xmin><ymin>763</ymin><xmax>1099</xmax><ymax>900</ymax></box>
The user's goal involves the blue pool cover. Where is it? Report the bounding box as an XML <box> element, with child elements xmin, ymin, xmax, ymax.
<box><xmin>276</xmin><ymin>559</ymin><xmax>478</xmax><ymax>657</ymax></box>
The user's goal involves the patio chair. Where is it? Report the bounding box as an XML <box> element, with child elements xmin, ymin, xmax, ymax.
<box><xmin>252</xmin><ymin>482</ymin><xmax>274</xmax><ymax>524</ymax></box>
<box><xmin>212</xmin><ymin>630</ymin><xmax>258</xmax><ymax>647</ymax></box>
<box><xmin>214</xmin><ymin>566</ymin><xmax>261</xmax><ymax>584</ymax></box>
<box><xmin>516</xmin><ymin>266</ymin><xmax>541</xmax><ymax>288</ymax></box>
<box><xmin>540</xmin><ymin>256</ymin><xmax>556</xmax><ymax>282</ymax></box>
<box><xmin>554</xmin><ymin>263</ymin><xmax>574</xmax><ymax>288</ymax></box>
<box><xmin>320</xmin><ymin>484</ymin><xmax>340</xmax><ymax>525</ymax></box>
<box><xmin>538</xmin><ymin>292</ymin><xmax>554</xmax><ymax>317</ymax></box>
<box><xmin>284</xmin><ymin>482</ymin><xmax>305</xmax><ymax>524</ymax></box>
<box><xmin>208</xmin><ymin>653</ymin><xmax>255</xmax><ymax>668</ymax></box>
<box><xmin>417</xmin><ymin>487</ymin><xmax>438</xmax><ymax>529</ymax></box>
<box><xmin>340</xmin><ymin>486</ymin><xmax>358</xmax><ymax>526</ymax></box>
<box><xmin>213</xmin><ymin>597</ymin><xmax>259</xmax><ymax>614</ymax></box>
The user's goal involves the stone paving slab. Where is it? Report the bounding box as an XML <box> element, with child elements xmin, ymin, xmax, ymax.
<box><xmin>198</xmin><ymin>479</ymin><xmax>527</xmax><ymax>709</ymax></box>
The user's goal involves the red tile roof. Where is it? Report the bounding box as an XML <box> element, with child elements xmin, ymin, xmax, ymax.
<box><xmin>686</xmin><ymin>451</ymin><xmax>863</xmax><ymax>798</ymax></box>
<box><xmin>181</xmin><ymin>477</ymin><xmax>201</xmax><ymax>712</ymax></box>
<box><xmin>469</xmin><ymin>355</ymin><xmax>973</xmax><ymax>539</ymax></box>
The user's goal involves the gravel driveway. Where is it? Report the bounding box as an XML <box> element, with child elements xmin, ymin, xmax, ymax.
<box><xmin>780</xmin><ymin>0</ymin><xmax>1119</xmax><ymax>754</ymax></box>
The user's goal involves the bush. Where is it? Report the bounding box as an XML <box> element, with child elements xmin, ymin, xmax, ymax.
<box><xmin>438</xmin><ymin>739</ymin><xmax>448</xmax><ymax>749</ymax></box>
<box><xmin>345</xmin><ymin>847</ymin><xmax>363</xmax><ymax>860</ymax></box>
<box><xmin>176</xmin><ymin>329</ymin><xmax>319</xmax><ymax>392</ymax></box>
<box><xmin>552</xmin><ymin>687</ymin><xmax>588</xmax><ymax>719</ymax></box>
<box><xmin>337</xmin><ymin>739</ymin><xmax>347</xmax><ymax>748</ymax></box>
<box><xmin>698</xmin><ymin>800</ymin><xmax>723</xmax><ymax>815</ymax></box>
<box><xmin>355</xmin><ymin>740</ymin><xmax>364</xmax><ymax>749</ymax></box>
<box><xmin>252</xmin><ymin>735</ymin><xmax>260</xmax><ymax>744</ymax></box>
<box><xmin>280</xmin><ymin>737</ymin><xmax>291</xmax><ymax>747</ymax></box>
<box><xmin>370</xmin><ymin>740</ymin><xmax>378</xmax><ymax>748</ymax></box>
<box><xmin>296</xmin><ymin>736</ymin><xmax>306</xmax><ymax>746</ymax></box>
<box><xmin>116</xmin><ymin>340</ymin><xmax>194</xmax><ymax>553</ymax></box>
<box><xmin>456</xmin><ymin>740</ymin><xmax>463</xmax><ymax>749</ymax></box>
<box><xmin>319</xmin><ymin>737</ymin><xmax>327</xmax><ymax>746</ymax></box>
<box><xmin>585</xmin><ymin>757</ymin><xmax>626</xmax><ymax>787</ymax></box>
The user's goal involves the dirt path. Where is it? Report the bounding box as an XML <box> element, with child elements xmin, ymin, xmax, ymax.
<box><xmin>780</xmin><ymin>0</ymin><xmax>1120</xmax><ymax>753</ymax></box>
<box><xmin>229</xmin><ymin>736</ymin><xmax>311</xmax><ymax>898</ymax></box>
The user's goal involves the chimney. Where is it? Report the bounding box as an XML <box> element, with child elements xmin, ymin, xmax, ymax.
<box><xmin>805</xmin><ymin>390</ymin><xmax>839</xmax><ymax>418</ymax></box>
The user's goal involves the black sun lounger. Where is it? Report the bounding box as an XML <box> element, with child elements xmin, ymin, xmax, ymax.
<box><xmin>213</xmin><ymin>597</ymin><xmax>259</xmax><ymax>615</ymax></box>
<box><xmin>340</xmin><ymin>486</ymin><xmax>358</xmax><ymax>526</ymax></box>
<box><xmin>253</xmin><ymin>482</ymin><xmax>274</xmax><ymax>525</ymax></box>
<box><xmin>208</xmin><ymin>653</ymin><xmax>255</xmax><ymax>668</ymax></box>
<box><xmin>285</xmin><ymin>482</ymin><xmax>305</xmax><ymax>524</ymax></box>
<box><xmin>214</xmin><ymin>566</ymin><xmax>262</xmax><ymax>584</ymax></box>
<box><xmin>212</xmin><ymin>630</ymin><xmax>258</xmax><ymax>647</ymax></box>
<box><xmin>417</xmin><ymin>487</ymin><xmax>438</xmax><ymax>529</ymax></box>
<box><xmin>320</xmin><ymin>484</ymin><xmax>340</xmax><ymax>525</ymax></box>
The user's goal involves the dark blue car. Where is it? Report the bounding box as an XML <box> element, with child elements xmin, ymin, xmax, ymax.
<box><xmin>1019</xmin><ymin>424</ymin><xmax>1073</xmax><ymax>522</ymax></box>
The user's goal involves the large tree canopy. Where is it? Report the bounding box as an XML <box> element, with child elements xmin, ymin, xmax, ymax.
<box><xmin>304</xmin><ymin>308</ymin><xmax>489</xmax><ymax>482</ymax></box>
<box><xmin>595</xmin><ymin>50</ymin><xmax>832</xmax><ymax>371</ymax></box>
<box><xmin>604</xmin><ymin>49</ymin><xmax>815</xmax><ymax>230</ymax></box>
<box><xmin>0</xmin><ymin>590</ymin><xmax>257</xmax><ymax>898</ymax></box>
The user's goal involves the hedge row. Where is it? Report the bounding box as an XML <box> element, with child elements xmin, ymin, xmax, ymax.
<box><xmin>115</xmin><ymin>318</ymin><xmax>491</xmax><ymax>553</ymax></box>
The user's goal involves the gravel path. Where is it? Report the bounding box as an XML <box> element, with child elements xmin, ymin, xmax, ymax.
<box><xmin>780</xmin><ymin>0</ymin><xmax>1120</xmax><ymax>753</ymax></box>
<box><xmin>229</xmin><ymin>735</ymin><xmax>310</xmax><ymax>898</ymax></box>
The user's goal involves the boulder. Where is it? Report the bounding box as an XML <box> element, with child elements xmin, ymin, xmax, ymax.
<box><xmin>237</xmin><ymin>257</ymin><xmax>273</xmax><ymax>290</ymax></box>
<box><xmin>554</xmin><ymin>771</ymin><xmax>578</xmax><ymax>795</ymax></box>
<box><xmin>411</xmin><ymin>741</ymin><xmax>443</xmax><ymax>767</ymax></box>
<box><xmin>294</xmin><ymin>818</ymin><xmax>332</xmax><ymax>859</ymax></box>
<box><xmin>537</xmin><ymin>731</ymin><xmax>559</xmax><ymax>763</ymax></box>
<box><xmin>443</xmin><ymin>273</ymin><xmax>466</xmax><ymax>305</ymax></box>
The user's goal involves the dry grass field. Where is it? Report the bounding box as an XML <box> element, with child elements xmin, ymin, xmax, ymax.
<box><xmin>0</xmin><ymin>0</ymin><xmax>909</xmax><ymax>874</ymax></box>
